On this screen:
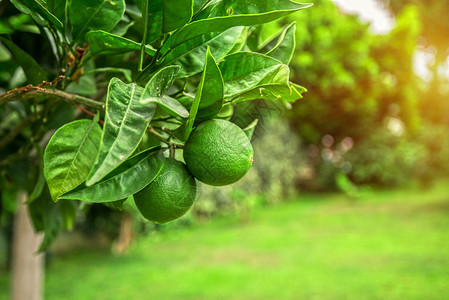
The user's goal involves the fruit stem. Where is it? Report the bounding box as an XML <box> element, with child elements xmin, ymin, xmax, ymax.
<box><xmin>148</xmin><ymin>126</ymin><xmax>184</xmax><ymax>148</ymax></box>
<box><xmin>138</xmin><ymin>0</ymin><xmax>149</xmax><ymax>72</ymax></box>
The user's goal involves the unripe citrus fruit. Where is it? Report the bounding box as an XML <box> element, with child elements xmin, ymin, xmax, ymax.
<box><xmin>134</xmin><ymin>158</ymin><xmax>196</xmax><ymax>223</ymax></box>
<box><xmin>183</xmin><ymin>119</ymin><xmax>254</xmax><ymax>186</ymax></box>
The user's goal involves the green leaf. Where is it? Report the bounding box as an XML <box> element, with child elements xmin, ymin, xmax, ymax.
<box><xmin>86</xmin><ymin>66</ymin><xmax>179</xmax><ymax>186</ymax></box>
<box><xmin>22</xmin><ymin>0</ymin><xmax>63</xmax><ymax>28</ymax></box>
<box><xmin>185</xmin><ymin>48</ymin><xmax>224</xmax><ymax>138</ymax></box>
<box><xmin>163</xmin><ymin>0</ymin><xmax>311</xmax><ymax>51</ymax></box>
<box><xmin>59</xmin><ymin>200</ymin><xmax>77</xmax><ymax>230</ymax></box>
<box><xmin>243</xmin><ymin>118</ymin><xmax>258</xmax><ymax>140</ymax></box>
<box><xmin>0</xmin><ymin>37</ymin><xmax>47</xmax><ymax>85</ymax></box>
<box><xmin>162</xmin><ymin>26</ymin><xmax>244</xmax><ymax>78</ymax></box>
<box><xmin>70</xmin><ymin>0</ymin><xmax>126</xmax><ymax>42</ymax></box>
<box><xmin>228</xmin><ymin>26</ymin><xmax>248</xmax><ymax>54</ymax></box>
<box><xmin>44</xmin><ymin>117</ymin><xmax>102</xmax><ymax>201</ymax></box>
<box><xmin>61</xmin><ymin>149</ymin><xmax>166</xmax><ymax>203</ymax></box>
<box><xmin>265</xmin><ymin>22</ymin><xmax>296</xmax><ymax>64</ymax></box>
<box><xmin>46</xmin><ymin>0</ymin><xmax>66</xmax><ymax>26</ymax></box>
<box><xmin>86</xmin><ymin>78</ymin><xmax>156</xmax><ymax>185</ymax></box>
<box><xmin>150</xmin><ymin>95</ymin><xmax>189</xmax><ymax>118</ymax></box>
<box><xmin>11</xmin><ymin>0</ymin><xmax>63</xmax><ymax>29</ymax></box>
<box><xmin>145</xmin><ymin>0</ymin><xmax>194</xmax><ymax>43</ymax></box>
<box><xmin>86</xmin><ymin>30</ymin><xmax>156</xmax><ymax>56</ymax></box>
<box><xmin>10</xmin><ymin>0</ymin><xmax>49</xmax><ymax>27</ymax></box>
<box><xmin>140</xmin><ymin>66</ymin><xmax>187</xmax><ymax>117</ymax></box>
<box><xmin>103</xmin><ymin>197</ymin><xmax>127</xmax><ymax>210</ymax></box>
<box><xmin>27</xmin><ymin>143</ymin><xmax>45</xmax><ymax>204</ymax></box>
<box><xmin>38</xmin><ymin>201</ymin><xmax>62</xmax><ymax>252</ymax></box>
<box><xmin>219</xmin><ymin>51</ymin><xmax>290</xmax><ymax>102</ymax></box>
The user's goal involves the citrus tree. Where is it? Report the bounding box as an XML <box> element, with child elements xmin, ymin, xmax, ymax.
<box><xmin>0</xmin><ymin>0</ymin><xmax>310</xmax><ymax>250</ymax></box>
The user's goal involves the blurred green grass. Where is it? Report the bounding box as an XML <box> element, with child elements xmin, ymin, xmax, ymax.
<box><xmin>2</xmin><ymin>185</ymin><xmax>449</xmax><ymax>299</ymax></box>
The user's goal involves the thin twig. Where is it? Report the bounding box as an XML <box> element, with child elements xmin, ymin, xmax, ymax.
<box><xmin>0</xmin><ymin>86</ymin><xmax>105</xmax><ymax>110</ymax></box>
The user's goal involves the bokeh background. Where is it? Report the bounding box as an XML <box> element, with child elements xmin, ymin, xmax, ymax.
<box><xmin>1</xmin><ymin>0</ymin><xmax>449</xmax><ymax>299</ymax></box>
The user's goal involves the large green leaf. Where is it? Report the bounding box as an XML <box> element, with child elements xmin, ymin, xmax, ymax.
<box><xmin>165</xmin><ymin>26</ymin><xmax>244</xmax><ymax>78</ymax></box>
<box><xmin>46</xmin><ymin>0</ymin><xmax>66</xmax><ymax>25</ymax></box>
<box><xmin>219</xmin><ymin>51</ymin><xmax>290</xmax><ymax>101</ymax></box>
<box><xmin>86</xmin><ymin>30</ymin><xmax>156</xmax><ymax>56</ymax></box>
<box><xmin>10</xmin><ymin>0</ymin><xmax>49</xmax><ymax>27</ymax></box>
<box><xmin>86</xmin><ymin>79</ymin><xmax>155</xmax><ymax>185</ymax></box>
<box><xmin>0</xmin><ymin>37</ymin><xmax>47</xmax><ymax>85</ymax></box>
<box><xmin>150</xmin><ymin>95</ymin><xmax>189</xmax><ymax>118</ymax></box>
<box><xmin>13</xmin><ymin>0</ymin><xmax>63</xmax><ymax>29</ymax></box>
<box><xmin>44</xmin><ymin>117</ymin><xmax>102</xmax><ymax>201</ymax></box>
<box><xmin>140</xmin><ymin>66</ymin><xmax>188</xmax><ymax>117</ymax></box>
<box><xmin>265</xmin><ymin>22</ymin><xmax>296</xmax><ymax>64</ymax></box>
<box><xmin>60</xmin><ymin>149</ymin><xmax>165</xmax><ymax>203</ymax></box>
<box><xmin>87</xmin><ymin>66</ymin><xmax>179</xmax><ymax>185</ymax></box>
<box><xmin>185</xmin><ymin>48</ymin><xmax>224</xmax><ymax>138</ymax></box>
<box><xmin>70</xmin><ymin>0</ymin><xmax>125</xmax><ymax>42</ymax></box>
<box><xmin>163</xmin><ymin>0</ymin><xmax>311</xmax><ymax>50</ymax></box>
<box><xmin>144</xmin><ymin>0</ymin><xmax>194</xmax><ymax>43</ymax></box>
<box><xmin>138</xmin><ymin>26</ymin><xmax>243</xmax><ymax>82</ymax></box>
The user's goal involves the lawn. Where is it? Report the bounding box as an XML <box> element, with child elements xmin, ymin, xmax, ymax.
<box><xmin>2</xmin><ymin>185</ymin><xmax>449</xmax><ymax>299</ymax></box>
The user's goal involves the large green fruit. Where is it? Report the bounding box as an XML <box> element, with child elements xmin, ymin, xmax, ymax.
<box><xmin>134</xmin><ymin>158</ymin><xmax>196</xmax><ymax>223</ymax></box>
<box><xmin>183</xmin><ymin>119</ymin><xmax>254</xmax><ymax>186</ymax></box>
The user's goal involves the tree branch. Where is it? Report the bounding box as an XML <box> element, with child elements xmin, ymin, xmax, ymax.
<box><xmin>0</xmin><ymin>86</ymin><xmax>105</xmax><ymax>110</ymax></box>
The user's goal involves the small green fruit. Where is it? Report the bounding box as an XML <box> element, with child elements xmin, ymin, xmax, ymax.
<box><xmin>183</xmin><ymin>119</ymin><xmax>254</xmax><ymax>186</ymax></box>
<box><xmin>134</xmin><ymin>158</ymin><xmax>196</xmax><ymax>223</ymax></box>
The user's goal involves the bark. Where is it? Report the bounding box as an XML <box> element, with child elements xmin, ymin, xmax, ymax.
<box><xmin>11</xmin><ymin>191</ymin><xmax>45</xmax><ymax>300</ymax></box>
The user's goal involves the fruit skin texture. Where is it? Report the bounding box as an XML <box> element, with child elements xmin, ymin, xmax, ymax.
<box><xmin>183</xmin><ymin>119</ymin><xmax>254</xmax><ymax>186</ymax></box>
<box><xmin>134</xmin><ymin>158</ymin><xmax>196</xmax><ymax>223</ymax></box>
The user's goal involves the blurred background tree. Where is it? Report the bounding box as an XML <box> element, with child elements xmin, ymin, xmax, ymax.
<box><xmin>247</xmin><ymin>0</ymin><xmax>449</xmax><ymax>190</ymax></box>
<box><xmin>380</xmin><ymin>0</ymin><xmax>449</xmax><ymax>125</ymax></box>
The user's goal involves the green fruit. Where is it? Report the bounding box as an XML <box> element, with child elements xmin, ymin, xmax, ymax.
<box><xmin>183</xmin><ymin>119</ymin><xmax>254</xmax><ymax>186</ymax></box>
<box><xmin>134</xmin><ymin>158</ymin><xmax>196</xmax><ymax>223</ymax></box>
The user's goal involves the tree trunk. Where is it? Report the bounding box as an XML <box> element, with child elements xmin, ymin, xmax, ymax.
<box><xmin>112</xmin><ymin>212</ymin><xmax>133</xmax><ymax>255</ymax></box>
<box><xmin>11</xmin><ymin>191</ymin><xmax>44</xmax><ymax>300</ymax></box>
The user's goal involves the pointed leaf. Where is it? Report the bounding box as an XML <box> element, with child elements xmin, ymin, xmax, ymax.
<box><xmin>165</xmin><ymin>26</ymin><xmax>244</xmax><ymax>78</ymax></box>
<box><xmin>10</xmin><ymin>0</ymin><xmax>49</xmax><ymax>27</ymax></box>
<box><xmin>87</xmin><ymin>67</ymin><xmax>178</xmax><ymax>185</ymax></box>
<box><xmin>0</xmin><ymin>37</ymin><xmax>47</xmax><ymax>85</ymax></box>
<box><xmin>140</xmin><ymin>66</ymin><xmax>187</xmax><ymax>117</ymax></box>
<box><xmin>145</xmin><ymin>0</ymin><xmax>194</xmax><ymax>43</ymax></box>
<box><xmin>219</xmin><ymin>51</ymin><xmax>291</xmax><ymax>102</ymax></box>
<box><xmin>61</xmin><ymin>149</ymin><xmax>165</xmax><ymax>203</ymax></box>
<box><xmin>70</xmin><ymin>0</ymin><xmax>126</xmax><ymax>42</ymax></box>
<box><xmin>138</xmin><ymin>27</ymin><xmax>242</xmax><ymax>82</ymax></box>
<box><xmin>44</xmin><ymin>117</ymin><xmax>102</xmax><ymax>201</ymax></box>
<box><xmin>27</xmin><ymin>143</ymin><xmax>45</xmax><ymax>204</ymax></box>
<box><xmin>86</xmin><ymin>30</ymin><xmax>156</xmax><ymax>56</ymax></box>
<box><xmin>86</xmin><ymin>78</ymin><xmax>157</xmax><ymax>185</ymax></box>
<box><xmin>17</xmin><ymin>0</ymin><xmax>63</xmax><ymax>29</ymax></box>
<box><xmin>163</xmin><ymin>0</ymin><xmax>311</xmax><ymax>51</ymax></box>
<box><xmin>147</xmin><ymin>95</ymin><xmax>189</xmax><ymax>118</ymax></box>
<box><xmin>46</xmin><ymin>0</ymin><xmax>66</xmax><ymax>26</ymax></box>
<box><xmin>265</xmin><ymin>22</ymin><xmax>296</xmax><ymax>64</ymax></box>
<box><xmin>103</xmin><ymin>197</ymin><xmax>128</xmax><ymax>210</ymax></box>
<box><xmin>185</xmin><ymin>48</ymin><xmax>224</xmax><ymax>138</ymax></box>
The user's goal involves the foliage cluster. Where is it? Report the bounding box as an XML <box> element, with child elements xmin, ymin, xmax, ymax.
<box><xmin>0</xmin><ymin>0</ymin><xmax>310</xmax><ymax>250</ymax></box>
